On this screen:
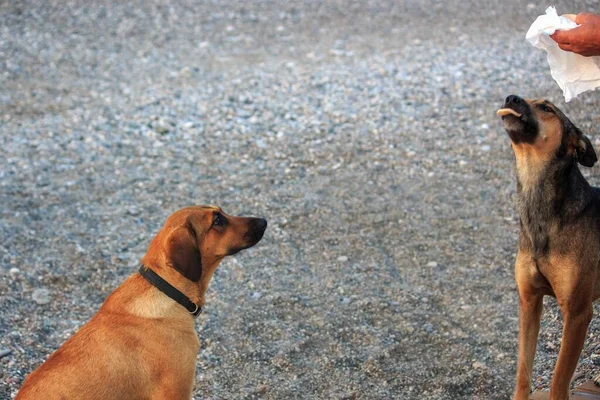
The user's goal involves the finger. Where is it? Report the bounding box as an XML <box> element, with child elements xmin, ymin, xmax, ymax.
<box><xmin>557</xmin><ymin>42</ymin><xmax>574</xmax><ymax>52</ymax></box>
<box><xmin>575</xmin><ymin>13</ymin><xmax>595</xmax><ymax>24</ymax></box>
<box><xmin>551</xmin><ymin>30</ymin><xmax>570</xmax><ymax>44</ymax></box>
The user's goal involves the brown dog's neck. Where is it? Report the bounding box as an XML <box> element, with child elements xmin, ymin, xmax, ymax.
<box><xmin>102</xmin><ymin>263</ymin><xmax>210</xmax><ymax>320</ymax></box>
<box><xmin>150</xmin><ymin>264</ymin><xmax>206</xmax><ymax>306</ymax></box>
<box><xmin>100</xmin><ymin>274</ymin><xmax>194</xmax><ymax>321</ymax></box>
<box><xmin>102</xmin><ymin>273</ymin><xmax>204</xmax><ymax>321</ymax></box>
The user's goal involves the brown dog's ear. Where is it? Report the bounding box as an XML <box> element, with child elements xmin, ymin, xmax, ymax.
<box><xmin>576</xmin><ymin>134</ymin><xmax>598</xmax><ymax>167</ymax></box>
<box><xmin>166</xmin><ymin>223</ymin><xmax>202</xmax><ymax>281</ymax></box>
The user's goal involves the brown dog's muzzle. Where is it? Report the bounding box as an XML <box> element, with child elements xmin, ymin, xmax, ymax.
<box><xmin>228</xmin><ymin>217</ymin><xmax>267</xmax><ymax>255</ymax></box>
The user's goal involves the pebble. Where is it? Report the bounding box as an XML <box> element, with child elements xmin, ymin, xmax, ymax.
<box><xmin>32</xmin><ymin>288</ymin><xmax>51</xmax><ymax>305</ymax></box>
<box><xmin>0</xmin><ymin>349</ymin><xmax>12</xmax><ymax>359</ymax></box>
<box><xmin>337</xmin><ymin>256</ymin><xmax>349</xmax><ymax>262</ymax></box>
<box><xmin>472</xmin><ymin>361</ymin><xmax>486</xmax><ymax>370</ymax></box>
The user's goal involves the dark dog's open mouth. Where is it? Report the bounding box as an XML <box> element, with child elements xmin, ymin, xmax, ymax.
<box><xmin>498</xmin><ymin>95</ymin><xmax>537</xmax><ymax>144</ymax></box>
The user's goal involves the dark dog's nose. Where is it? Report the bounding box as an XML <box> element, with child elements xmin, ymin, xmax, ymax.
<box><xmin>505</xmin><ymin>95</ymin><xmax>523</xmax><ymax>105</ymax></box>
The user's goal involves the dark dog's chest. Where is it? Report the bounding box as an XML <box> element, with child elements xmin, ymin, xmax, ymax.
<box><xmin>517</xmin><ymin>190</ymin><xmax>554</xmax><ymax>256</ymax></box>
<box><xmin>517</xmin><ymin>184</ymin><xmax>600</xmax><ymax>259</ymax></box>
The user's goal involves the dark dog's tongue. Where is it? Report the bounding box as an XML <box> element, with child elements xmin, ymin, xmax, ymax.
<box><xmin>497</xmin><ymin>108</ymin><xmax>522</xmax><ymax>117</ymax></box>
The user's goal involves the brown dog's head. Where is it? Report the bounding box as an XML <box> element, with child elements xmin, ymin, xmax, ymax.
<box><xmin>142</xmin><ymin>206</ymin><xmax>267</xmax><ymax>282</ymax></box>
<box><xmin>498</xmin><ymin>95</ymin><xmax>597</xmax><ymax>168</ymax></box>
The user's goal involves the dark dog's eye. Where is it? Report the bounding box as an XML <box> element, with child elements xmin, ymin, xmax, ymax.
<box><xmin>539</xmin><ymin>104</ymin><xmax>554</xmax><ymax>113</ymax></box>
<box><xmin>213</xmin><ymin>213</ymin><xmax>226</xmax><ymax>228</ymax></box>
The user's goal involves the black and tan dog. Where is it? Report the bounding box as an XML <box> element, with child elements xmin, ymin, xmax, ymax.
<box><xmin>498</xmin><ymin>95</ymin><xmax>600</xmax><ymax>400</ymax></box>
<box><xmin>17</xmin><ymin>205</ymin><xmax>266</xmax><ymax>400</ymax></box>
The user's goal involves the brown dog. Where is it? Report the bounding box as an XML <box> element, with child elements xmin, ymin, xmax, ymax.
<box><xmin>498</xmin><ymin>95</ymin><xmax>599</xmax><ymax>400</ymax></box>
<box><xmin>16</xmin><ymin>205</ymin><xmax>267</xmax><ymax>400</ymax></box>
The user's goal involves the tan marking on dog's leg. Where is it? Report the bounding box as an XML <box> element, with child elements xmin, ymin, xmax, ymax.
<box><xmin>514</xmin><ymin>251</ymin><xmax>544</xmax><ymax>400</ymax></box>
<box><xmin>547</xmin><ymin>255</ymin><xmax>594</xmax><ymax>400</ymax></box>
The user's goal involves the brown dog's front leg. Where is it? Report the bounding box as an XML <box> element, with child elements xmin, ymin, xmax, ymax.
<box><xmin>549</xmin><ymin>304</ymin><xmax>593</xmax><ymax>400</ymax></box>
<box><xmin>514</xmin><ymin>293</ymin><xmax>544</xmax><ymax>400</ymax></box>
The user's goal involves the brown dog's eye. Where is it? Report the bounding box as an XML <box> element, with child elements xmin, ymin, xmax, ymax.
<box><xmin>213</xmin><ymin>213</ymin><xmax>226</xmax><ymax>228</ymax></box>
<box><xmin>539</xmin><ymin>104</ymin><xmax>554</xmax><ymax>114</ymax></box>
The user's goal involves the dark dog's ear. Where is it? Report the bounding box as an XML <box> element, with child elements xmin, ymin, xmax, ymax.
<box><xmin>576</xmin><ymin>134</ymin><xmax>597</xmax><ymax>167</ymax></box>
<box><xmin>565</xmin><ymin>117</ymin><xmax>597</xmax><ymax>167</ymax></box>
<box><xmin>166</xmin><ymin>223</ymin><xmax>202</xmax><ymax>281</ymax></box>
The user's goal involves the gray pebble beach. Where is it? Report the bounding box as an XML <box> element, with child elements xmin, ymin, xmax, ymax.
<box><xmin>3</xmin><ymin>0</ymin><xmax>600</xmax><ymax>398</ymax></box>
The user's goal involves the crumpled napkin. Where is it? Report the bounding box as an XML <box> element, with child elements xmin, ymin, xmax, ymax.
<box><xmin>526</xmin><ymin>6</ymin><xmax>600</xmax><ymax>102</ymax></box>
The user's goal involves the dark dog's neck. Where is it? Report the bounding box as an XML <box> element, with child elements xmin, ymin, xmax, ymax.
<box><xmin>516</xmin><ymin>158</ymin><xmax>592</xmax><ymax>257</ymax></box>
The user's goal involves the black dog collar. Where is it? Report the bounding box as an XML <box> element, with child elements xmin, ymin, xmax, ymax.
<box><xmin>138</xmin><ymin>266</ymin><xmax>202</xmax><ymax>317</ymax></box>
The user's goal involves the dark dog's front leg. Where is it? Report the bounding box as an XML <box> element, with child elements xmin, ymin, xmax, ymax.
<box><xmin>514</xmin><ymin>293</ymin><xmax>544</xmax><ymax>400</ymax></box>
<box><xmin>549</xmin><ymin>303</ymin><xmax>593</xmax><ymax>400</ymax></box>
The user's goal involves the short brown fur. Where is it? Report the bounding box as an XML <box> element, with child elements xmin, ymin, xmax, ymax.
<box><xmin>17</xmin><ymin>206</ymin><xmax>266</xmax><ymax>400</ymax></box>
<box><xmin>500</xmin><ymin>96</ymin><xmax>600</xmax><ymax>400</ymax></box>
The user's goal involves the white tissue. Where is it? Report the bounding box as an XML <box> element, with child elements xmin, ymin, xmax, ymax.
<box><xmin>526</xmin><ymin>6</ymin><xmax>600</xmax><ymax>102</ymax></box>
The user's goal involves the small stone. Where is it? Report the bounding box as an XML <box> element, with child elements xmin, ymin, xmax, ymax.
<box><xmin>337</xmin><ymin>256</ymin><xmax>349</xmax><ymax>262</ymax></box>
<box><xmin>252</xmin><ymin>291</ymin><xmax>262</xmax><ymax>299</ymax></box>
<box><xmin>481</xmin><ymin>145</ymin><xmax>491</xmax><ymax>152</ymax></box>
<box><xmin>341</xmin><ymin>391</ymin><xmax>357</xmax><ymax>400</ymax></box>
<box><xmin>9</xmin><ymin>267</ymin><xmax>20</xmax><ymax>276</ymax></box>
<box><xmin>154</xmin><ymin>123</ymin><xmax>170</xmax><ymax>134</ymax></box>
<box><xmin>472</xmin><ymin>361</ymin><xmax>485</xmax><ymax>369</ymax></box>
<box><xmin>126</xmin><ymin>207</ymin><xmax>141</xmax><ymax>216</ymax></box>
<box><xmin>32</xmin><ymin>288</ymin><xmax>51</xmax><ymax>305</ymax></box>
<box><xmin>0</xmin><ymin>349</ymin><xmax>12</xmax><ymax>359</ymax></box>
<box><xmin>341</xmin><ymin>297</ymin><xmax>352</xmax><ymax>304</ymax></box>
<box><xmin>251</xmin><ymin>385</ymin><xmax>268</xmax><ymax>396</ymax></box>
<box><xmin>426</xmin><ymin>261</ymin><xmax>438</xmax><ymax>268</ymax></box>
<box><xmin>179</xmin><ymin>67</ymin><xmax>191</xmax><ymax>77</ymax></box>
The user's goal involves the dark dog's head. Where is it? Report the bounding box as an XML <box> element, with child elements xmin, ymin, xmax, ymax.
<box><xmin>498</xmin><ymin>95</ymin><xmax>597</xmax><ymax>168</ymax></box>
<box><xmin>142</xmin><ymin>206</ymin><xmax>267</xmax><ymax>284</ymax></box>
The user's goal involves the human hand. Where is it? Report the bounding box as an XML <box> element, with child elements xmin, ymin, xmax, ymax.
<box><xmin>550</xmin><ymin>13</ymin><xmax>600</xmax><ymax>57</ymax></box>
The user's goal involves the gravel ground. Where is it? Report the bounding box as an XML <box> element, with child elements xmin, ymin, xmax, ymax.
<box><xmin>3</xmin><ymin>1</ymin><xmax>600</xmax><ymax>399</ymax></box>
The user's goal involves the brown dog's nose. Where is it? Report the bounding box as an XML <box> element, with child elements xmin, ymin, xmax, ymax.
<box><xmin>505</xmin><ymin>95</ymin><xmax>523</xmax><ymax>105</ymax></box>
<box><xmin>245</xmin><ymin>218</ymin><xmax>267</xmax><ymax>245</ymax></box>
